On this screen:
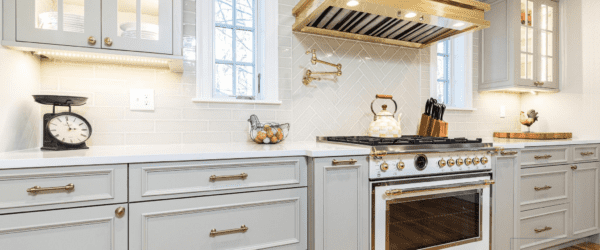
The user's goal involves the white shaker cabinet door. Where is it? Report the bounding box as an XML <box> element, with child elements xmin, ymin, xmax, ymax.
<box><xmin>101</xmin><ymin>0</ymin><xmax>173</xmax><ymax>54</ymax></box>
<box><xmin>571</xmin><ymin>162</ymin><xmax>600</xmax><ymax>238</ymax></box>
<box><xmin>0</xmin><ymin>204</ymin><xmax>128</xmax><ymax>250</ymax></box>
<box><xmin>16</xmin><ymin>0</ymin><xmax>101</xmax><ymax>48</ymax></box>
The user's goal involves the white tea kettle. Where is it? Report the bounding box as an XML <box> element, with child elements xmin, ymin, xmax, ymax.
<box><xmin>367</xmin><ymin>95</ymin><xmax>402</xmax><ymax>137</ymax></box>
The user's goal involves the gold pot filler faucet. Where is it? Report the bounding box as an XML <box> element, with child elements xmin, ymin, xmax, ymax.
<box><xmin>303</xmin><ymin>49</ymin><xmax>342</xmax><ymax>85</ymax></box>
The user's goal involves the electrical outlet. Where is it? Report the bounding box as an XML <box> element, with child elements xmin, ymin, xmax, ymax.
<box><xmin>500</xmin><ymin>106</ymin><xmax>506</xmax><ymax>118</ymax></box>
<box><xmin>130</xmin><ymin>89</ymin><xmax>154</xmax><ymax>111</ymax></box>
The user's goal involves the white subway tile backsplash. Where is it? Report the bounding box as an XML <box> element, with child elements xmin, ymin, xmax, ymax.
<box><xmin>126</xmin><ymin>133</ymin><xmax>182</xmax><ymax>145</ymax></box>
<box><xmin>155</xmin><ymin>120</ymin><xmax>208</xmax><ymax>132</ymax></box>
<box><xmin>95</xmin><ymin>120</ymin><xmax>155</xmax><ymax>133</ymax></box>
<box><xmin>183</xmin><ymin>132</ymin><xmax>231</xmax><ymax>144</ymax></box>
<box><xmin>125</xmin><ymin>108</ymin><xmax>183</xmax><ymax>120</ymax></box>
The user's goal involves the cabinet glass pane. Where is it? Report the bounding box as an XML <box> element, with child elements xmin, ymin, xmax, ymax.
<box><xmin>140</xmin><ymin>0</ymin><xmax>159</xmax><ymax>40</ymax></box>
<box><xmin>117</xmin><ymin>0</ymin><xmax>136</xmax><ymax>38</ymax></box>
<box><xmin>236</xmin><ymin>0</ymin><xmax>254</xmax><ymax>28</ymax></box>
<box><xmin>63</xmin><ymin>0</ymin><xmax>84</xmax><ymax>33</ymax></box>
<box><xmin>236</xmin><ymin>29</ymin><xmax>253</xmax><ymax>63</ymax></box>
<box><xmin>548</xmin><ymin>6</ymin><xmax>554</xmax><ymax>31</ymax></box>
<box><xmin>541</xmin><ymin>5</ymin><xmax>547</xmax><ymax>30</ymax></box>
<box><xmin>521</xmin><ymin>54</ymin><xmax>526</xmax><ymax>79</ymax></box>
<box><xmin>521</xmin><ymin>0</ymin><xmax>526</xmax><ymax>25</ymax></box>
<box><xmin>35</xmin><ymin>0</ymin><xmax>58</xmax><ymax>30</ymax></box>
<box><xmin>236</xmin><ymin>65</ymin><xmax>254</xmax><ymax>96</ymax></box>
<box><xmin>215</xmin><ymin>63</ymin><xmax>233</xmax><ymax>96</ymax></box>
<box><xmin>527</xmin><ymin>1</ymin><xmax>534</xmax><ymax>27</ymax></box>
<box><xmin>528</xmin><ymin>28</ymin><xmax>533</xmax><ymax>53</ymax></box>
<box><xmin>528</xmin><ymin>55</ymin><xmax>533</xmax><ymax>80</ymax></box>
<box><xmin>215</xmin><ymin>27</ymin><xmax>233</xmax><ymax>61</ymax></box>
<box><xmin>541</xmin><ymin>31</ymin><xmax>547</xmax><ymax>56</ymax></box>
<box><xmin>215</xmin><ymin>0</ymin><xmax>233</xmax><ymax>25</ymax></box>
<box><xmin>548</xmin><ymin>32</ymin><xmax>553</xmax><ymax>56</ymax></box>
<box><xmin>541</xmin><ymin>57</ymin><xmax>547</xmax><ymax>81</ymax></box>
<box><xmin>548</xmin><ymin>58</ymin><xmax>553</xmax><ymax>82</ymax></box>
<box><xmin>521</xmin><ymin>27</ymin><xmax>526</xmax><ymax>52</ymax></box>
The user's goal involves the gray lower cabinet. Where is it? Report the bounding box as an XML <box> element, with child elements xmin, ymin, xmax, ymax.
<box><xmin>492</xmin><ymin>151</ymin><xmax>520</xmax><ymax>250</ymax></box>
<box><xmin>129</xmin><ymin>188</ymin><xmax>307</xmax><ymax>250</ymax></box>
<box><xmin>309</xmin><ymin>156</ymin><xmax>369</xmax><ymax>250</ymax></box>
<box><xmin>571</xmin><ymin>162</ymin><xmax>600</xmax><ymax>238</ymax></box>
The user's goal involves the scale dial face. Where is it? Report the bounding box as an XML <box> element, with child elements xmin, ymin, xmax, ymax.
<box><xmin>47</xmin><ymin>114</ymin><xmax>91</xmax><ymax>145</ymax></box>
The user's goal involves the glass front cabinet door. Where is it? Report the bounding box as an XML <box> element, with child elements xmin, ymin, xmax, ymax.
<box><xmin>517</xmin><ymin>0</ymin><xmax>559</xmax><ymax>89</ymax></box>
<box><xmin>16</xmin><ymin>0</ymin><xmax>102</xmax><ymax>48</ymax></box>
<box><xmin>102</xmin><ymin>0</ymin><xmax>173</xmax><ymax>54</ymax></box>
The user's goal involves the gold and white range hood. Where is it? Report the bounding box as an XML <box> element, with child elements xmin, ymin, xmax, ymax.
<box><xmin>292</xmin><ymin>0</ymin><xmax>491</xmax><ymax>49</ymax></box>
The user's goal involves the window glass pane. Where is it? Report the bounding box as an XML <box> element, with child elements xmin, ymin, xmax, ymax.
<box><xmin>215</xmin><ymin>63</ymin><xmax>234</xmax><ymax>96</ymax></box>
<box><xmin>215</xmin><ymin>27</ymin><xmax>233</xmax><ymax>61</ymax></box>
<box><xmin>528</xmin><ymin>28</ymin><xmax>533</xmax><ymax>53</ymax></box>
<box><xmin>548</xmin><ymin>57</ymin><xmax>553</xmax><ymax>82</ymax></box>
<box><xmin>236</xmin><ymin>29</ymin><xmax>253</xmax><ymax>63</ymax></box>
<box><xmin>118</xmin><ymin>0</ymin><xmax>137</xmax><ymax>37</ymax></box>
<box><xmin>527</xmin><ymin>1</ymin><xmax>533</xmax><ymax>27</ymax></box>
<box><xmin>140</xmin><ymin>0</ymin><xmax>159</xmax><ymax>40</ymax></box>
<box><xmin>541</xmin><ymin>31</ymin><xmax>547</xmax><ymax>56</ymax></box>
<box><xmin>521</xmin><ymin>54</ymin><xmax>526</xmax><ymax>79</ymax></box>
<box><xmin>236</xmin><ymin>0</ymin><xmax>253</xmax><ymax>28</ymax></box>
<box><xmin>437</xmin><ymin>41</ymin><xmax>446</xmax><ymax>54</ymax></box>
<box><xmin>548</xmin><ymin>32</ymin><xmax>553</xmax><ymax>57</ymax></box>
<box><xmin>541</xmin><ymin>5</ymin><xmax>547</xmax><ymax>30</ymax></box>
<box><xmin>521</xmin><ymin>0</ymin><xmax>526</xmax><ymax>25</ymax></box>
<box><xmin>237</xmin><ymin>66</ymin><xmax>254</xmax><ymax>96</ymax></box>
<box><xmin>521</xmin><ymin>27</ymin><xmax>526</xmax><ymax>52</ymax></box>
<box><xmin>548</xmin><ymin>6</ymin><xmax>554</xmax><ymax>31</ymax></box>
<box><xmin>63</xmin><ymin>0</ymin><xmax>84</xmax><ymax>33</ymax></box>
<box><xmin>215</xmin><ymin>0</ymin><xmax>233</xmax><ymax>25</ymax></box>
<box><xmin>437</xmin><ymin>81</ymin><xmax>446</xmax><ymax>104</ymax></box>
<box><xmin>527</xmin><ymin>54</ymin><xmax>533</xmax><ymax>80</ymax></box>
<box><xmin>437</xmin><ymin>56</ymin><xmax>445</xmax><ymax>80</ymax></box>
<box><xmin>541</xmin><ymin>57</ymin><xmax>547</xmax><ymax>81</ymax></box>
<box><xmin>36</xmin><ymin>0</ymin><xmax>58</xmax><ymax>30</ymax></box>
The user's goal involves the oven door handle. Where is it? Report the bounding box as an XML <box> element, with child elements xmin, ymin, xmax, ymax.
<box><xmin>384</xmin><ymin>180</ymin><xmax>495</xmax><ymax>197</ymax></box>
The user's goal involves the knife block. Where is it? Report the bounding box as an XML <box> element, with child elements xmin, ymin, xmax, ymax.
<box><xmin>419</xmin><ymin>116</ymin><xmax>448</xmax><ymax>137</ymax></box>
<box><xmin>417</xmin><ymin>114</ymin><xmax>431</xmax><ymax>137</ymax></box>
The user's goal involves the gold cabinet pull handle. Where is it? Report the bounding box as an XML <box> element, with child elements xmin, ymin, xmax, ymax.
<box><xmin>534</xmin><ymin>226</ymin><xmax>552</xmax><ymax>233</ymax></box>
<box><xmin>115</xmin><ymin>207</ymin><xmax>126</xmax><ymax>218</ymax></box>
<box><xmin>104</xmin><ymin>37</ymin><xmax>113</xmax><ymax>46</ymax></box>
<box><xmin>210</xmin><ymin>225</ymin><xmax>248</xmax><ymax>237</ymax></box>
<box><xmin>501</xmin><ymin>151</ymin><xmax>518</xmax><ymax>156</ymax></box>
<box><xmin>534</xmin><ymin>185</ymin><xmax>552</xmax><ymax>191</ymax></box>
<box><xmin>385</xmin><ymin>180</ymin><xmax>495</xmax><ymax>197</ymax></box>
<box><xmin>88</xmin><ymin>36</ymin><xmax>96</xmax><ymax>45</ymax></box>
<box><xmin>572</xmin><ymin>165</ymin><xmax>578</xmax><ymax>170</ymax></box>
<box><xmin>209</xmin><ymin>173</ymin><xmax>248</xmax><ymax>182</ymax></box>
<box><xmin>534</xmin><ymin>154</ymin><xmax>552</xmax><ymax>160</ymax></box>
<box><xmin>581</xmin><ymin>152</ymin><xmax>594</xmax><ymax>156</ymax></box>
<box><xmin>27</xmin><ymin>183</ymin><xmax>74</xmax><ymax>193</ymax></box>
<box><xmin>332</xmin><ymin>159</ymin><xmax>357</xmax><ymax>165</ymax></box>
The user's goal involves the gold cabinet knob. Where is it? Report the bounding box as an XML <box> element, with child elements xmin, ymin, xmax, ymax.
<box><xmin>465</xmin><ymin>158</ymin><xmax>472</xmax><ymax>166</ymax></box>
<box><xmin>380</xmin><ymin>162</ymin><xmax>389</xmax><ymax>171</ymax></box>
<box><xmin>438</xmin><ymin>159</ymin><xmax>446</xmax><ymax>168</ymax></box>
<box><xmin>572</xmin><ymin>165</ymin><xmax>578</xmax><ymax>170</ymax></box>
<box><xmin>397</xmin><ymin>161</ymin><xmax>405</xmax><ymax>170</ymax></box>
<box><xmin>88</xmin><ymin>36</ymin><xmax>96</xmax><ymax>45</ymax></box>
<box><xmin>456</xmin><ymin>158</ymin><xmax>464</xmax><ymax>166</ymax></box>
<box><xmin>481</xmin><ymin>157</ymin><xmax>489</xmax><ymax>164</ymax></box>
<box><xmin>473</xmin><ymin>157</ymin><xmax>480</xmax><ymax>165</ymax></box>
<box><xmin>104</xmin><ymin>37</ymin><xmax>113</xmax><ymax>46</ymax></box>
<box><xmin>115</xmin><ymin>206</ymin><xmax>125</xmax><ymax>218</ymax></box>
<box><xmin>447</xmin><ymin>158</ymin><xmax>455</xmax><ymax>167</ymax></box>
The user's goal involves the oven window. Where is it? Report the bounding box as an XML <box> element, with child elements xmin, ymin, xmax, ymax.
<box><xmin>386</xmin><ymin>190</ymin><xmax>481</xmax><ymax>250</ymax></box>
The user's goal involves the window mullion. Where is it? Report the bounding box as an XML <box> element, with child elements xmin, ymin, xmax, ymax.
<box><xmin>232</xmin><ymin>0</ymin><xmax>237</xmax><ymax>97</ymax></box>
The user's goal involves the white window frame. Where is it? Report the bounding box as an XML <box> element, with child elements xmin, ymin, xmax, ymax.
<box><xmin>430</xmin><ymin>32</ymin><xmax>475</xmax><ymax>111</ymax></box>
<box><xmin>194</xmin><ymin>0</ymin><xmax>280</xmax><ymax>104</ymax></box>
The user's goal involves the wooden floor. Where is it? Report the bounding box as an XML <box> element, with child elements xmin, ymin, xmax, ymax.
<box><xmin>561</xmin><ymin>242</ymin><xmax>600</xmax><ymax>250</ymax></box>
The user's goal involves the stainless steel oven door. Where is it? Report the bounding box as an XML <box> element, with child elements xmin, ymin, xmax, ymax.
<box><xmin>373</xmin><ymin>175</ymin><xmax>492</xmax><ymax>250</ymax></box>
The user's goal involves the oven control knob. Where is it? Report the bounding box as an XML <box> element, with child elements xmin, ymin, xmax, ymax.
<box><xmin>380</xmin><ymin>162</ymin><xmax>389</xmax><ymax>172</ymax></box>
<box><xmin>415</xmin><ymin>154</ymin><xmax>428</xmax><ymax>171</ymax></box>
<box><xmin>481</xmin><ymin>157</ymin><xmax>489</xmax><ymax>164</ymax></box>
<box><xmin>465</xmin><ymin>158</ymin><xmax>473</xmax><ymax>166</ymax></box>
<box><xmin>473</xmin><ymin>157</ymin><xmax>480</xmax><ymax>165</ymax></box>
<box><xmin>456</xmin><ymin>158</ymin><xmax>464</xmax><ymax>166</ymax></box>
<box><xmin>397</xmin><ymin>161</ymin><xmax>405</xmax><ymax>170</ymax></box>
<box><xmin>447</xmin><ymin>158</ymin><xmax>455</xmax><ymax>167</ymax></box>
<box><xmin>438</xmin><ymin>159</ymin><xmax>446</xmax><ymax>168</ymax></box>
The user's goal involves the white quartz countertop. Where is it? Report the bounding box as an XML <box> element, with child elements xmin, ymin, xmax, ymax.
<box><xmin>0</xmin><ymin>142</ymin><xmax>371</xmax><ymax>169</ymax></box>
<box><xmin>489</xmin><ymin>138</ymin><xmax>600</xmax><ymax>149</ymax></box>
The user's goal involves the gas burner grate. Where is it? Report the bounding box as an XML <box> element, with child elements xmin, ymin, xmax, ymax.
<box><xmin>323</xmin><ymin>136</ymin><xmax>482</xmax><ymax>146</ymax></box>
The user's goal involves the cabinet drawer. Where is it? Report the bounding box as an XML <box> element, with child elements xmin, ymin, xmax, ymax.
<box><xmin>519</xmin><ymin>204</ymin><xmax>569</xmax><ymax>250</ymax></box>
<box><xmin>0</xmin><ymin>204</ymin><xmax>128</xmax><ymax>250</ymax></box>
<box><xmin>521</xmin><ymin>146</ymin><xmax>569</xmax><ymax>167</ymax></box>
<box><xmin>129</xmin><ymin>188</ymin><xmax>307</xmax><ymax>250</ymax></box>
<box><xmin>520</xmin><ymin>165</ymin><xmax>571</xmax><ymax>211</ymax></box>
<box><xmin>573</xmin><ymin>144</ymin><xmax>600</xmax><ymax>162</ymax></box>
<box><xmin>129</xmin><ymin>157</ymin><xmax>307</xmax><ymax>201</ymax></box>
<box><xmin>0</xmin><ymin>164</ymin><xmax>127</xmax><ymax>214</ymax></box>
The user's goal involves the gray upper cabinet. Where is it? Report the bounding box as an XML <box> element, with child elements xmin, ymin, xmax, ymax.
<box><xmin>480</xmin><ymin>0</ymin><xmax>559</xmax><ymax>92</ymax></box>
<box><xmin>12</xmin><ymin>0</ymin><xmax>174</xmax><ymax>55</ymax></box>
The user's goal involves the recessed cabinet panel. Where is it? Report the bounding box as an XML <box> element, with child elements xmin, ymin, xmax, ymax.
<box><xmin>16</xmin><ymin>0</ymin><xmax>101</xmax><ymax>48</ymax></box>
<box><xmin>571</xmin><ymin>162</ymin><xmax>600</xmax><ymax>238</ymax></box>
<box><xmin>102</xmin><ymin>0</ymin><xmax>172</xmax><ymax>54</ymax></box>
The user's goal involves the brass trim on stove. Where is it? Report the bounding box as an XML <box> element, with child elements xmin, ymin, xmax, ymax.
<box><xmin>371</xmin><ymin>149</ymin><xmax>495</xmax><ymax>158</ymax></box>
<box><xmin>384</xmin><ymin>179</ymin><xmax>494</xmax><ymax>197</ymax></box>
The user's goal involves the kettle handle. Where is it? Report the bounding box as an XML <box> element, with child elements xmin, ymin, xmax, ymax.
<box><xmin>370</xmin><ymin>94</ymin><xmax>398</xmax><ymax>118</ymax></box>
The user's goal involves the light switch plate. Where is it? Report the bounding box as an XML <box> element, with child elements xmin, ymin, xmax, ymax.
<box><xmin>130</xmin><ymin>89</ymin><xmax>154</xmax><ymax>111</ymax></box>
<box><xmin>500</xmin><ymin>106</ymin><xmax>506</xmax><ymax>118</ymax></box>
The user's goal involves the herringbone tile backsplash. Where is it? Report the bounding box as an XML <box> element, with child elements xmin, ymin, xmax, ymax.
<box><xmin>36</xmin><ymin>0</ymin><xmax>521</xmax><ymax>146</ymax></box>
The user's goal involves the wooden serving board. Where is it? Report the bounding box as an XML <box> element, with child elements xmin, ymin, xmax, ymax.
<box><xmin>494</xmin><ymin>132</ymin><xmax>572</xmax><ymax>140</ymax></box>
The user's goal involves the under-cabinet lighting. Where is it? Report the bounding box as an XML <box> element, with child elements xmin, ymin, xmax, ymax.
<box><xmin>33</xmin><ymin>49</ymin><xmax>171</xmax><ymax>68</ymax></box>
<box><xmin>453</xmin><ymin>22</ymin><xmax>465</xmax><ymax>27</ymax></box>
<box><xmin>405</xmin><ymin>12</ymin><xmax>417</xmax><ymax>18</ymax></box>
<box><xmin>346</xmin><ymin>0</ymin><xmax>359</xmax><ymax>6</ymax></box>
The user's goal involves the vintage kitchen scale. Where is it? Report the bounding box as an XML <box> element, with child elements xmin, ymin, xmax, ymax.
<box><xmin>33</xmin><ymin>95</ymin><xmax>92</xmax><ymax>150</ymax></box>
